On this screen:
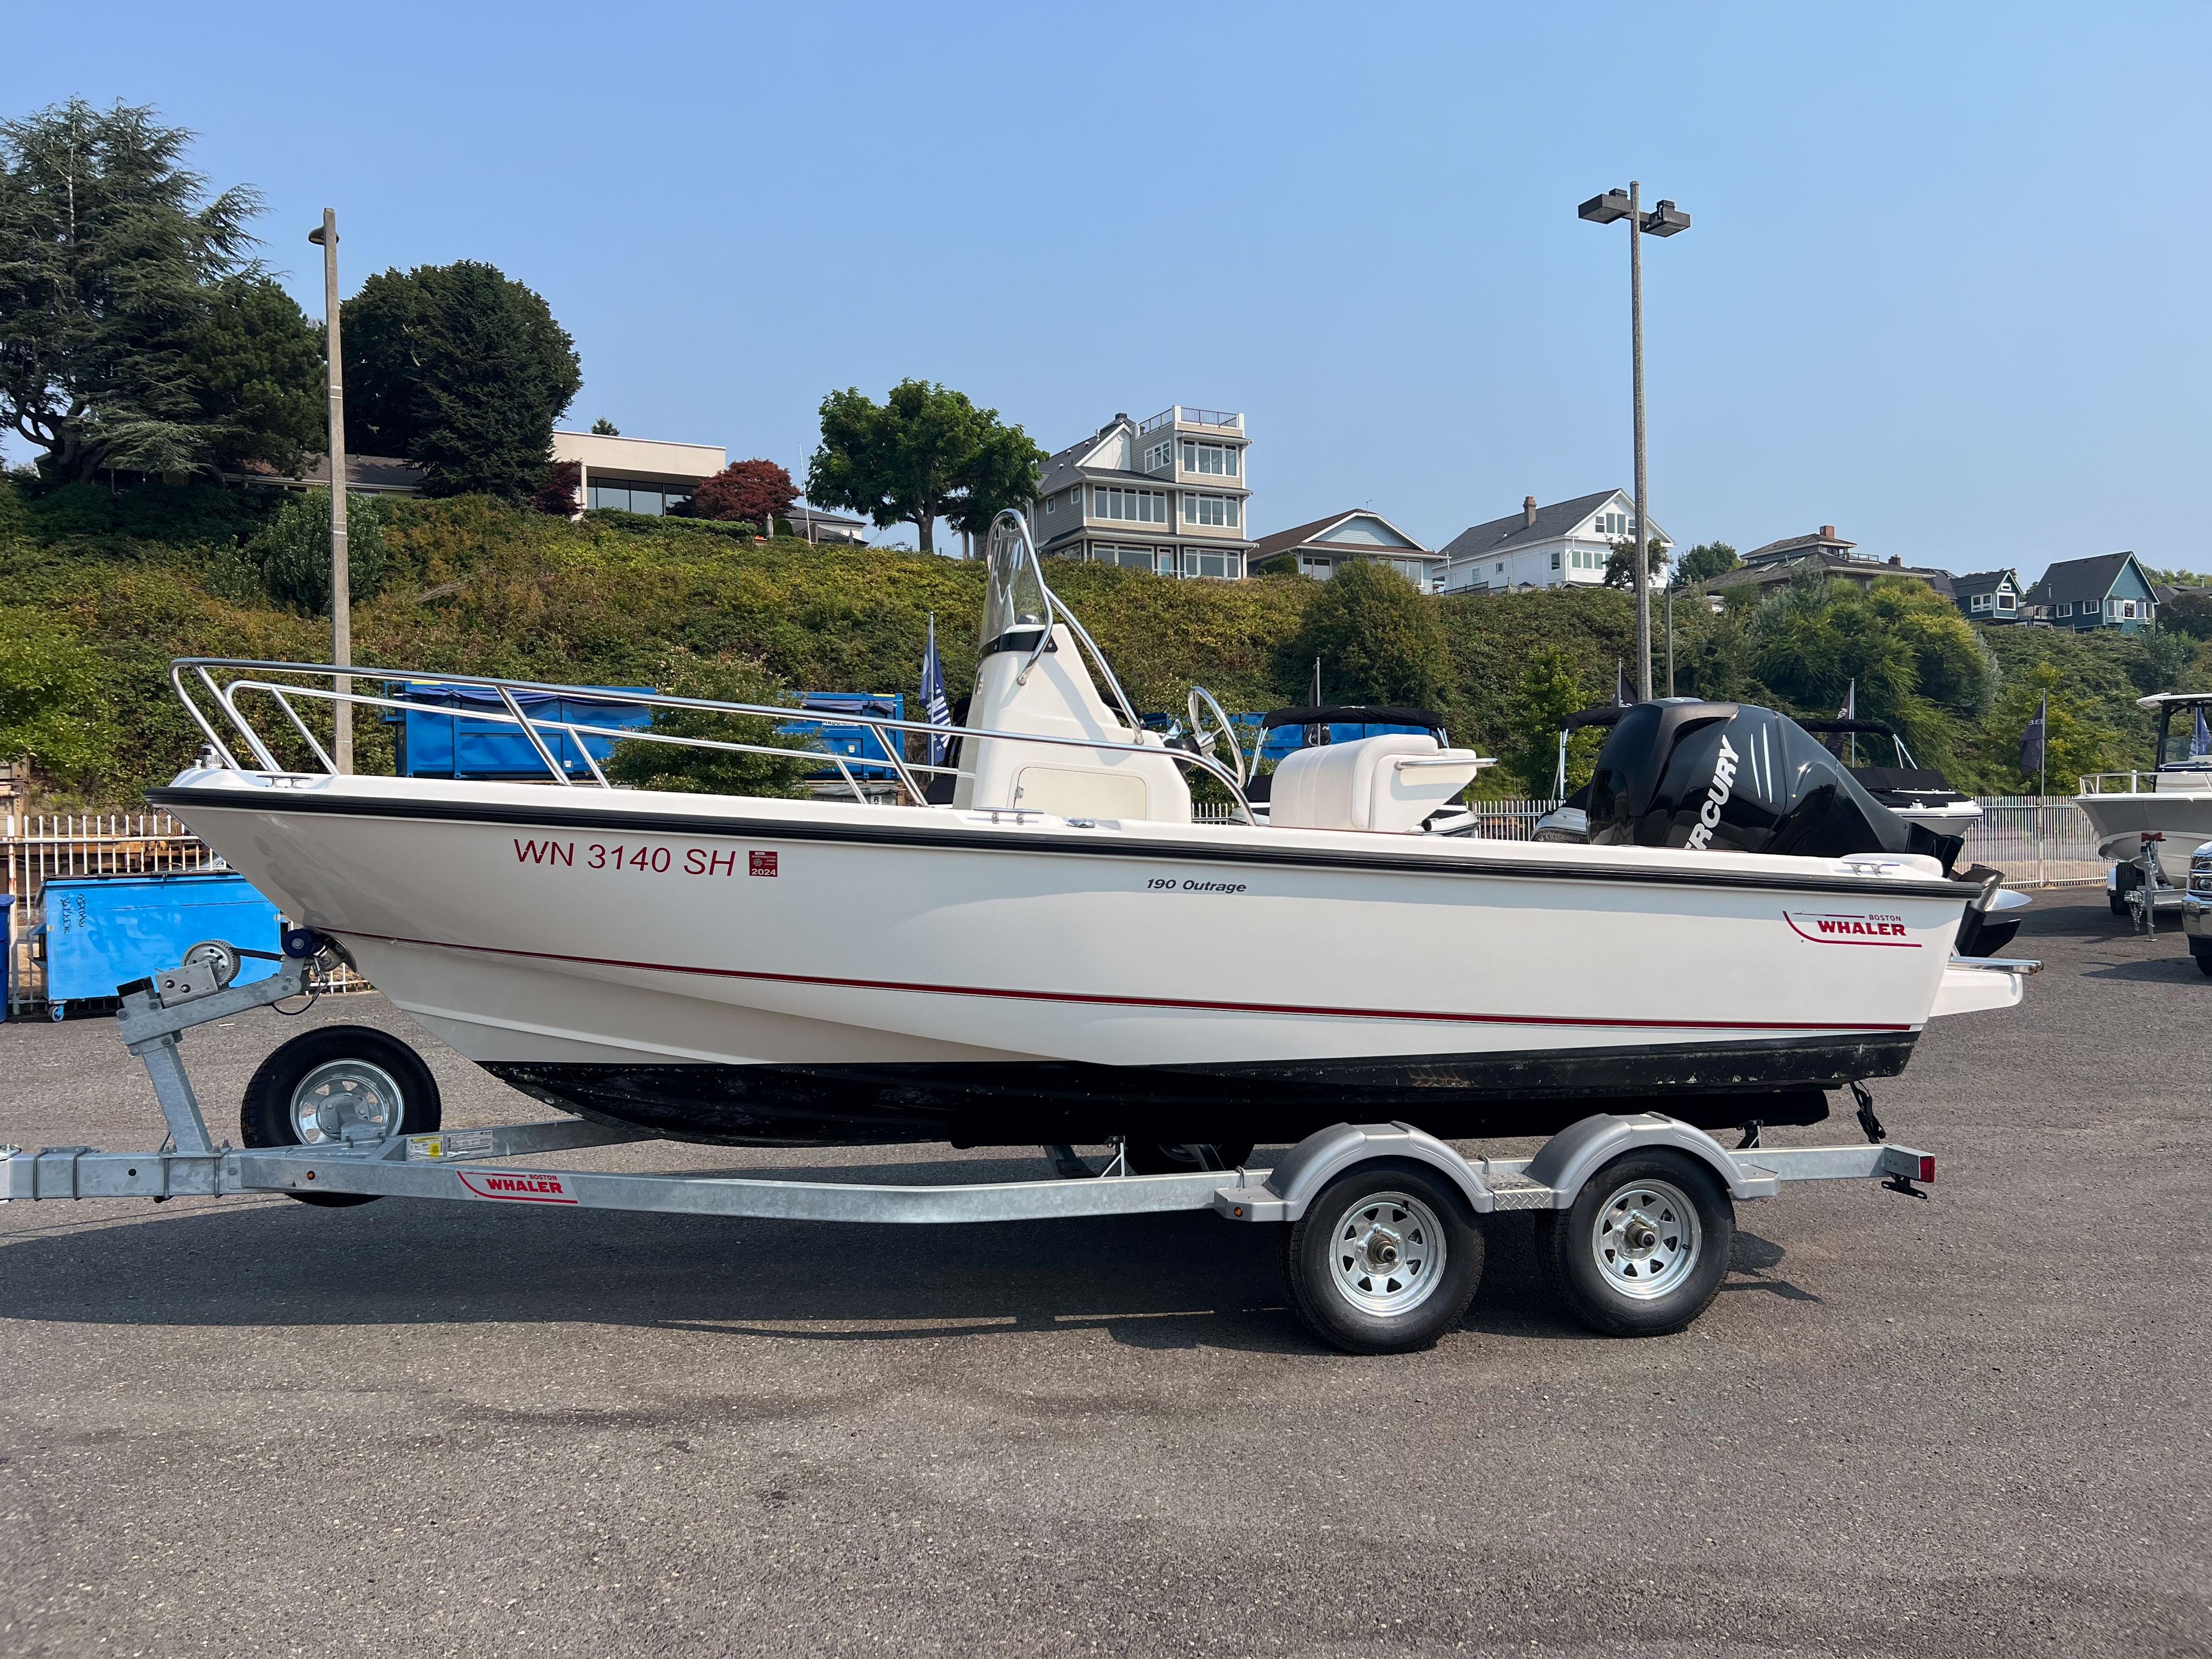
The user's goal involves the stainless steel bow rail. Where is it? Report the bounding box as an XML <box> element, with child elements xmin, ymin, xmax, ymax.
<box><xmin>1</xmin><ymin>940</ymin><xmax>1939</xmax><ymax>1353</ymax></box>
<box><xmin>166</xmin><ymin>514</ymin><xmax>1261</xmax><ymax>821</ymax></box>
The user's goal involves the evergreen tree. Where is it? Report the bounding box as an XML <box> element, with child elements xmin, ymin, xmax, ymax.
<box><xmin>182</xmin><ymin>275</ymin><xmax>325</xmax><ymax>473</ymax></box>
<box><xmin>0</xmin><ymin>99</ymin><xmax>278</xmax><ymax>482</ymax></box>
<box><xmin>342</xmin><ymin>261</ymin><xmax>580</xmax><ymax>500</ymax></box>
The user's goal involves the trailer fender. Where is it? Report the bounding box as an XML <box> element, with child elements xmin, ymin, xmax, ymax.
<box><xmin>1226</xmin><ymin>1122</ymin><xmax>1496</xmax><ymax>1223</ymax></box>
<box><xmin>1522</xmin><ymin>1113</ymin><xmax>1775</xmax><ymax>1207</ymax></box>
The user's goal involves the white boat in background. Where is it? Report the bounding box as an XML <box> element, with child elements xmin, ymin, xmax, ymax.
<box><xmin>148</xmin><ymin>514</ymin><xmax>2029</xmax><ymax>1160</ymax></box>
<box><xmin>2076</xmin><ymin>692</ymin><xmax>2212</xmax><ymax>888</ymax></box>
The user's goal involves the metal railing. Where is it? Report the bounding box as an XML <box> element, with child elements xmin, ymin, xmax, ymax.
<box><xmin>172</xmin><ymin>517</ymin><xmax>1258</xmax><ymax>826</ymax></box>
<box><xmin>2</xmin><ymin>811</ymin><xmax>368</xmax><ymax>1016</ymax></box>
<box><xmin>1138</xmin><ymin>405</ymin><xmax>1243</xmax><ymax>434</ymax></box>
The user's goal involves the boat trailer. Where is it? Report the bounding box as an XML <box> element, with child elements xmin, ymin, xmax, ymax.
<box><xmin>1</xmin><ymin>940</ymin><xmax>1944</xmax><ymax>1353</ymax></box>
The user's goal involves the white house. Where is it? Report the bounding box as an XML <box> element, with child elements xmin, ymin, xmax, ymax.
<box><xmin>1440</xmin><ymin>489</ymin><xmax>1671</xmax><ymax>594</ymax></box>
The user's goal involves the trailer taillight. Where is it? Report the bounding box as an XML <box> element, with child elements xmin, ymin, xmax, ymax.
<box><xmin>1916</xmin><ymin>1155</ymin><xmax>1936</xmax><ymax>1184</ymax></box>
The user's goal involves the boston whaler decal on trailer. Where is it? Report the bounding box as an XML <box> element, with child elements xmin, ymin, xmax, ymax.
<box><xmin>1683</xmin><ymin>736</ymin><xmax>1740</xmax><ymax>851</ymax></box>
<box><xmin>457</xmin><ymin>1170</ymin><xmax>577</xmax><ymax>1203</ymax></box>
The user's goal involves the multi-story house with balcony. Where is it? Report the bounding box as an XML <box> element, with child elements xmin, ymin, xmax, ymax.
<box><xmin>1032</xmin><ymin>406</ymin><xmax>1253</xmax><ymax>579</ymax></box>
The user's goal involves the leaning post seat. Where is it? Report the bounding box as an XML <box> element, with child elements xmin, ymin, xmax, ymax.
<box><xmin>1266</xmin><ymin>734</ymin><xmax>1484</xmax><ymax>833</ymax></box>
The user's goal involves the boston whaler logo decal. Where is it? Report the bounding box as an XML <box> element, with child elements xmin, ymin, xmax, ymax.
<box><xmin>1784</xmin><ymin>911</ymin><xmax>1922</xmax><ymax>947</ymax></box>
<box><xmin>457</xmin><ymin>1170</ymin><xmax>578</xmax><ymax>1203</ymax></box>
<box><xmin>1681</xmin><ymin>736</ymin><xmax>1739</xmax><ymax>851</ymax></box>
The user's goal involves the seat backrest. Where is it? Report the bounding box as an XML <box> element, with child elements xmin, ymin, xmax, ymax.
<box><xmin>1267</xmin><ymin>733</ymin><xmax>1483</xmax><ymax>833</ymax></box>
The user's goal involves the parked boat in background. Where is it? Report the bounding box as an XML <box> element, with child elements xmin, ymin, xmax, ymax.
<box><xmin>2076</xmin><ymin>692</ymin><xmax>2212</xmax><ymax>899</ymax></box>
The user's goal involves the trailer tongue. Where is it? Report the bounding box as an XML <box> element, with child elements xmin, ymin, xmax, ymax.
<box><xmin>1</xmin><ymin>936</ymin><xmax>1974</xmax><ymax>1354</ymax></box>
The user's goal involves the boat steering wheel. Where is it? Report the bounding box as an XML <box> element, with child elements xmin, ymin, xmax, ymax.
<box><xmin>1186</xmin><ymin>687</ymin><xmax>1246</xmax><ymax>788</ymax></box>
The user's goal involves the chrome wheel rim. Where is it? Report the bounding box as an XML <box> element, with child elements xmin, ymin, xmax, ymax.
<box><xmin>1589</xmin><ymin>1177</ymin><xmax>1701</xmax><ymax>1301</ymax></box>
<box><xmin>289</xmin><ymin>1058</ymin><xmax>404</xmax><ymax>1146</ymax></box>
<box><xmin>1327</xmin><ymin>1190</ymin><xmax>1446</xmax><ymax>1317</ymax></box>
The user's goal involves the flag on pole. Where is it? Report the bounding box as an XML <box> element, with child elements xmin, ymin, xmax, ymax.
<box><xmin>919</xmin><ymin>613</ymin><xmax>951</xmax><ymax>768</ymax></box>
<box><xmin>2019</xmin><ymin>690</ymin><xmax>2048</xmax><ymax>781</ymax></box>
<box><xmin>1615</xmin><ymin>658</ymin><xmax>1633</xmax><ymax>707</ymax></box>
<box><xmin>2193</xmin><ymin>706</ymin><xmax>2211</xmax><ymax>759</ymax></box>
<box><xmin>1824</xmin><ymin>680</ymin><xmax>1856</xmax><ymax>758</ymax></box>
<box><xmin>1309</xmin><ymin>657</ymin><xmax>1324</xmax><ymax>707</ymax></box>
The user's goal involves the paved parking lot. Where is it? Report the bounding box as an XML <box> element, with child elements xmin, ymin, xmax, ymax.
<box><xmin>1</xmin><ymin>895</ymin><xmax>2206</xmax><ymax>1657</ymax></box>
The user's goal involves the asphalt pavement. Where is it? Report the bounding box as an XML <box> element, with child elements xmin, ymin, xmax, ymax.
<box><xmin>1</xmin><ymin>895</ymin><xmax>2205</xmax><ymax>1657</ymax></box>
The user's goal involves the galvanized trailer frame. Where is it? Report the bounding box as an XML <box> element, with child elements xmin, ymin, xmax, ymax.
<box><xmin>2</xmin><ymin>946</ymin><xmax>1938</xmax><ymax>1226</ymax></box>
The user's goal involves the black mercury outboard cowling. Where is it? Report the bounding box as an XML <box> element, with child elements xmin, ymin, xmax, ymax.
<box><xmin>1585</xmin><ymin>700</ymin><xmax>1965</xmax><ymax>875</ymax></box>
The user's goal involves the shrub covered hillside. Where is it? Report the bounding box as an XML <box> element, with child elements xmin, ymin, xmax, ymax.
<box><xmin>2</xmin><ymin>478</ymin><xmax>2207</xmax><ymax>807</ymax></box>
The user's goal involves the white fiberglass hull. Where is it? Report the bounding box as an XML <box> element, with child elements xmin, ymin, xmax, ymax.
<box><xmin>2075</xmin><ymin>789</ymin><xmax>2212</xmax><ymax>885</ymax></box>
<box><xmin>153</xmin><ymin>770</ymin><xmax>1983</xmax><ymax>1148</ymax></box>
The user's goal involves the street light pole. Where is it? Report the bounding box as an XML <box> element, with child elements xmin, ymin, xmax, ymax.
<box><xmin>308</xmin><ymin>209</ymin><xmax>351</xmax><ymax>774</ymax></box>
<box><xmin>1579</xmin><ymin>183</ymin><xmax>1690</xmax><ymax>703</ymax></box>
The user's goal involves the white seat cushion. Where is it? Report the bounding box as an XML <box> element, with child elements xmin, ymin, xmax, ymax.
<box><xmin>1267</xmin><ymin>734</ymin><xmax>1483</xmax><ymax>833</ymax></box>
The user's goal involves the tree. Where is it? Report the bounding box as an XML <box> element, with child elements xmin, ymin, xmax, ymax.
<box><xmin>532</xmin><ymin>460</ymin><xmax>581</xmax><ymax>517</ymax></box>
<box><xmin>1502</xmin><ymin>646</ymin><xmax>1602</xmax><ymax>797</ymax></box>
<box><xmin>181</xmin><ymin>275</ymin><xmax>324</xmax><ymax>473</ymax></box>
<box><xmin>805</xmin><ymin>380</ymin><xmax>1043</xmax><ymax>554</ymax></box>
<box><xmin>2160</xmin><ymin>589</ymin><xmax>2212</xmax><ymax>640</ymax></box>
<box><xmin>1285</xmin><ymin>560</ymin><xmax>1452</xmax><ymax>710</ymax></box>
<box><xmin>342</xmin><ymin>261</ymin><xmax>580</xmax><ymax>500</ymax></box>
<box><xmin>686</xmin><ymin>459</ymin><xmax>797</xmax><ymax>528</ymax></box>
<box><xmin>1673</xmin><ymin>541</ymin><xmax>1739</xmax><ymax>587</ymax></box>
<box><xmin>1604</xmin><ymin>536</ymin><xmax>1670</xmax><ymax>589</ymax></box>
<box><xmin>603</xmin><ymin>651</ymin><xmax>815</xmax><ymax>798</ymax></box>
<box><xmin>237</xmin><ymin>488</ymin><xmax>387</xmax><ymax>613</ymax></box>
<box><xmin>590</xmin><ymin>417</ymin><xmax>618</xmax><ymax>436</ymax></box>
<box><xmin>0</xmin><ymin>606</ymin><xmax>113</xmax><ymax>782</ymax></box>
<box><xmin>0</xmin><ymin>99</ymin><xmax>270</xmax><ymax>482</ymax></box>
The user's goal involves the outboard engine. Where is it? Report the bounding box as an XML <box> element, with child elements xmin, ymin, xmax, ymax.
<box><xmin>1584</xmin><ymin>700</ymin><xmax>1966</xmax><ymax>875</ymax></box>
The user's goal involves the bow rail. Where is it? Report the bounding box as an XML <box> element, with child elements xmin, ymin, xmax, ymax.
<box><xmin>168</xmin><ymin>658</ymin><xmax>1259</xmax><ymax>824</ymax></box>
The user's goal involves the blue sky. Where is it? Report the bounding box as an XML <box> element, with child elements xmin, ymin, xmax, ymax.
<box><xmin>6</xmin><ymin>2</ymin><xmax>2207</xmax><ymax>579</ymax></box>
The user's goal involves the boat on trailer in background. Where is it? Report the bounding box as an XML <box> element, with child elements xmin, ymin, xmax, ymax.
<box><xmin>2076</xmin><ymin>691</ymin><xmax>2212</xmax><ymax>917</ymax></box>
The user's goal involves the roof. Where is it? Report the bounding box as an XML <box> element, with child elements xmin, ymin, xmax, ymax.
<box><xmin>1951</xmin><ymin>569</ymin><xmax>2019</xmax><ymax>599</ymax></box>
<box><xmin>1704</xmin><ymin>552</ymin><xmax>1956</xmax><ymax>599</ymax></box>
<box><xmin>229</xmin><ymin>453</ymin><xmax>424</xmax><ymax>494</ymax></box>
<box><xmin>1249</xmin><ymin>510</ymin><xmax>1436</xmax><ymax>564</ymax></box>
<box><xmin>1743</xmin><ymin>529</ymin><xmax>1857</xmax><ymax>564</ymax></box>
<box><xmin>1441</xmin><ymin>489</ymin><xmax>1656</xmax><ymax>562</ymax></box>
<box><xmin>2024</xmin><ymin>552</ymin><xmax>2142</xmax><ymax>606</ymax></box>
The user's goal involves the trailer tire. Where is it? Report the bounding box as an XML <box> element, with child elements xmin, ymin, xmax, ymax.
<box><xmin>1282</xmin><ymin>1160</ymin><xmax>1482</xmax><ymax>1355</ymax></box>
<box><xmin>241</xmin><ymin>1026</ymin><xmax>442</xmax><ymax>1207</ymax></box>
<box><xmin>1535</xmin><ymin>1149</ymin><xmax>1732</xmax><ymax>1338</ymax></box>
<box><xmin>2112</xmin><ymin>863</ymin><xmax>2140</xmax><ymax>916</ymax></box>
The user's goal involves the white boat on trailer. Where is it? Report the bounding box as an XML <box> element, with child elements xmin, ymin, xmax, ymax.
<box><xmin>0</xmin><ymin>511</ymin><xmax>2037</xmax><ymax>1350</ymax></box>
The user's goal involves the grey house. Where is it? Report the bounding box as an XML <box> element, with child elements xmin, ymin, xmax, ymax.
<box><xmin>1951</xmin><ymin>568</ymin><xmax>2025</xmax><ymax>624</ymax></box>
<box><xmin>1703</xmin><ymin>525</ymin><xmax>1955</xmax><ymax>601</ymax></box>
<box><xmin>1032</xmin><ymin>406</ymin><xmax>1253</xmax><ymax>580</ymax></box>
<box><xmin>2021</xmin><ymin>552</ymin><xmax>2159</xmax><ymax>633</ymax></box>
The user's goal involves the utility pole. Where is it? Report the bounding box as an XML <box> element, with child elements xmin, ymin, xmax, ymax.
<box><xmin>308</xmin><ymin>209</ymin><xmax>351</xmax><ymax>772</ymax></box>
<box><xmin>1579</xmin><ymin>184</ymin><xmax>1690</xmax><ymax>702</ymax></box>
<box><xmin>1629</xmin><ymin>180</ymin><xmax>1649</xmax><ymax>703</ymax></box>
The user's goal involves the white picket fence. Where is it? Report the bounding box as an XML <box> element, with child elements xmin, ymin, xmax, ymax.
<box><xmin>2</xmin><ymin>812</ymin><xmax>367</xmax><ymax>1018</ymax></box>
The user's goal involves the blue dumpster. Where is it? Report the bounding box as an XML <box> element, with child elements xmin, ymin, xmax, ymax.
<box><xmin>780</xmin><ymin>693</ymin><xmax>905</xmax><ymax>779</ymax></box>
<box><xmin>1</xmin><ymin>894</ymin><xmax>12</xmax><ymax>1020</ymax></box>
<box><xmin>385</xmin><ymin>682</ymin><xmax>657</xmax><ymax>780</ymax></box>
<box><xmin>41</xmin><ymin>872</ymin><xmax>284</xmax><ymax>1017</ymax></box>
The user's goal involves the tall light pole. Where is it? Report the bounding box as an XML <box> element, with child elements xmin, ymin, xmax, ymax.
<box><xmin>1579</xmin><ymin>183</ymin><xmax>1690</xmax><ymax>702</ymax></box>
<box><xmin>308</xmin><ymin>209</ymin><xmax>351</xmax><ymax>773</ymax></box>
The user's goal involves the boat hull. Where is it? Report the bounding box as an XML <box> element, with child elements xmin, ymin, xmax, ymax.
<box><xmin>2075</xmin><ymin>789</ymin><xmax>2212</xmax><ymax>884</ymax></box>
<box><xmin>151</xmin><ymin>774</ymin><xmax>1971</xmax><ymax>1148</ymax></box>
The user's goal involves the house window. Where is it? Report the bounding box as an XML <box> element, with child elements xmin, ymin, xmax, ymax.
<box><xmin>1551</xmin><ymin>552</ymin><xmax>1561</xmax><ymax>571</ymax></box>
<box><xmin>1972</xmin><ymin>593</ymin><xmax>1989</xmax><ymax>610</ymax></box>
<box><xmin>1095</xmin><ymin>487</ymin><xmax>1167</xmax><ymax>524</ymax></box>
<box><xmin>1996</xmin><ymin>591</ymin><xmax>2015</xmax><ymax>610</ymax></box>
<box><xmin>1180</xmin><ymin>441</ymin><xmax>1238</xmax><ymax>477</ymax></box>
<box><xmin>2119</xmin><ymin>600</ymin><xmax>2137</xmax><ymax>619</ymax></box>
<box><xmin>1143</xmin><ymin>439</ymin><xmax>1175</xmax><ymax>473</ymax></box>
<box><xmin>1045</xmin><ymin>494</ymin><xmax>1056</xmax><ymax>515</ymax></box>
<box><xmin>2057</xmin><ymin>602</ymin><xmax>2072</xmax><ymax>617</ymax></box>
<box><xmin>1301</xmin><ymin>555</ymin><xmax>1333</xmax><ymax>576</ymax></box>
<box><xmin>1183</xmin><ymin>492</ymin><xmax>1238</xmax><ymax>527</ymax></box>
<box><xmin>1594</xmin><ymin>511</ymin><xmax>1628</xmax><ymax>537</ymax></box>
<box><xmin>588</xmin><ymin>481</ymin><xmax>691</xmax><ymax>514</ymax></box>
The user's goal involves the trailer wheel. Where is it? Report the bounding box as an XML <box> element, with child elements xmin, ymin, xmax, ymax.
<box><xmin>2112</xmin><ymin>863</ymin><xmax>2140</xmax><ymax>916</ymax></box>
<box><xmin>1535</xmin><ymin>1150</ymin><xmax>1732</xmax><ymax>1338</ymax></box>
<box><xmin>240</xmin><ymin>1026</ymin><xmax>442</xmax><ymax>1207</ymax></box>
<box><xmin>1282</xmin><ymin>1160</ymin><xmax>1482</xmax><ymax>1355</ymax></box>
